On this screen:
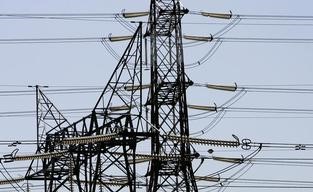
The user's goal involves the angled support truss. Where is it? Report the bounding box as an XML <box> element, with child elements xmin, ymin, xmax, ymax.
<box><xmin>26</xmin><ymin>23</ymin><xmax>146</xmax><ymax>192</ymax></box>
<box><xmin>25</xmin><ymin>86</ymin><xmax>73</xmax><ymax>190</ymax></box>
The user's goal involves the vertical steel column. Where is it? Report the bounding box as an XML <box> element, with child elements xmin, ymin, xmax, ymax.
<box><xmin>147</xmin><ymin>0</ymin><xmax>197</xmax><ymax>191</ymax></box>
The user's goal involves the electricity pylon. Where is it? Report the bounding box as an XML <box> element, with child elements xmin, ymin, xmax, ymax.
<box><xmin>4</xmin><ymin>0</ymin><xmax>310</xmax><ymax>191</ymax></box>
<box><xmin>26</xmin><ymin>24</ymin><xmax>147</xmax><ymax>192</ymax></box>
<box><xmin>25</xmin><ymin>0</ymin><xmax>199</xmax><ymax>191</ymax></box>
<box><xmin>146</xmin><ymin>0</ymin><xmax>198</xmax><ymax>191</ymax></box>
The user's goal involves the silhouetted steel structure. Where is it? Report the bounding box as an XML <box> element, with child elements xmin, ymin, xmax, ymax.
<box><xmin>25</xmin><ymin>24</ymin><xmax>147</xmax><ymax>192</ymax></box>
<box><xmin>24</xmin><ymin>0</ymin><xmax>198</xmax><ymax>191</ymax></box>
<box><xmin>146</xmin><ymin>0</ymin><xmax>197</xmax><ymax>191</ymax></box>
<box><xmin>1</xmin><ymin>0</ymin><xmax>311</xmax><ymax>191</ymax></box>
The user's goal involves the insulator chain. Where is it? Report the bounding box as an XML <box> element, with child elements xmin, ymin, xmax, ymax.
<box><xmin>14</xmin><ymin>151</ymin><xmax>67</xmax><ymax>161</ymax></box>
<box><xmin>75</xmin><ymin>179</ymin><xmax>128</xmax><ymax>187</ymax></box>
<box><xmin>69</xmin><ymin>158</ymin><xmax>74</xmax><ymax>192</ymax></box>
<box><xmin>2</xmin><ymin>151</ymin><xmax>67</xmax><ymax>163</ymax></box>
<box><xmin>112</xmin><ymin>152</ymin><xmax>193</xmax><ymax>161</ymax></box>
<box><xmin>0</xmin><ymin>177</ymin><xmax>24</xmax><ymax>185</ymax></box>
<box><xmin>166</xmin><ymin>135</ymin><xmax>240</xmax><ymax>148</ymax></box>
<box><xmin>59</xmin><ymin>133</ymin><xmax>118</xmax><ymax>145</ymax></box>
<box><xmin>102</xmin><ymin>181</ymin><xmax>128</xmax><ymax>187</ymax></box>
<box><xmin>194</xmin><ymin>176</ymin><xmax>220</xmax><ymax>182</ymax></box>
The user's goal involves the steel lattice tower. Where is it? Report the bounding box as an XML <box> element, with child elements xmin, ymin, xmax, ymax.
<box><xmin>24</xmin><ymin>0</ymin><xmax>199</xmax><ymax>191</ymax></box>
<box><xmin>2</xmin><ymin>0</ymin><xmax>306</xmax><ymax>191</ymax></box>
<box><xmin>26</xmin><ymin>25</ymin><xmax>147</xmax><ymax>192</ymax></box>
<box><xmin>146</xmin><ymin>0</ymin><xmax>197</xmax><ymax>191</ymax></box>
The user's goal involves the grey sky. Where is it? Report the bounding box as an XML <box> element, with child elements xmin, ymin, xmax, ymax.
<box><xmin>0</xmin><ymin>0</ymin><xmax>313</xmax><ymax>191</ymax></box>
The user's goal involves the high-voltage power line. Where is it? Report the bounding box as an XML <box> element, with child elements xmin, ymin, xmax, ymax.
<box><xmin>0</xmin><ymin>0</ymin><xmax>312</xmax><ymax>192</ymax></box>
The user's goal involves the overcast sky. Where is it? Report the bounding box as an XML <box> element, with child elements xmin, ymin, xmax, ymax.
<box><xmin>0</xmin><ymin>0</ymin><xmax>313</xmax><ymax>191</ymax></box>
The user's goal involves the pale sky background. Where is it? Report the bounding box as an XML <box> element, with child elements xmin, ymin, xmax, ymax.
<box><xmin>0</xmin><ymin>0</ymin><xmax>313</xmax><ymax>191</ymax></box>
